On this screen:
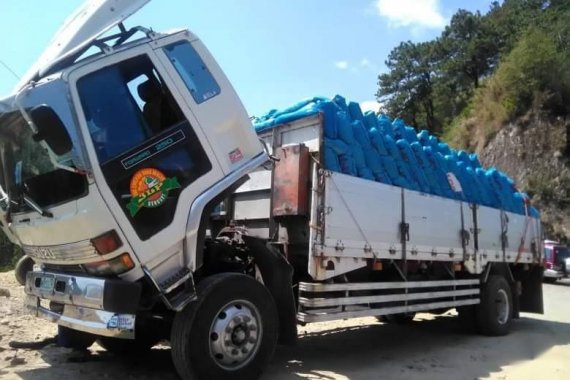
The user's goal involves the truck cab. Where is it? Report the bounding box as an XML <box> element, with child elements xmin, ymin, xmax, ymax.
<box><xmin>543</xmin><ymin>240</ymin><xmax>570</xmax><ymax>282</ymax></box>
<box><xmin>1</xmin><ymin>0</ymin><xmax>272</xmax><ymax>351</ymax></box>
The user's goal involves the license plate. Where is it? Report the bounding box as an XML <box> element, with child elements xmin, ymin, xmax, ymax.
<box><xmin>39</xmin><ymin>276</ymin><xmax>55</xmax><ymax>291</ymax></box>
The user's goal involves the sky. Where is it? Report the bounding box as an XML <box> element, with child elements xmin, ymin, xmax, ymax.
<box><xmin>0</xmin><ymin>0</ymin><xmax>495</xmax><ymax>117</ymax></box>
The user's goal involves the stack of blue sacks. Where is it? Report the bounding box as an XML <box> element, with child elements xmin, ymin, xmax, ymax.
<box><xmin>254</xmin><ymin>95</ymin><xmax>539</xmax><ymax>218</ymax></box>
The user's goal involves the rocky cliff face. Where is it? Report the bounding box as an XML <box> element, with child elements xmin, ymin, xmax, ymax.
<box><xmin>478</xmin><ymin>115</ymin><xmax>569</xmax><ymax>242</ymax></box>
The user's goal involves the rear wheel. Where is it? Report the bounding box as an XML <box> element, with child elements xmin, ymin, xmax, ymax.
<box><xmin>171</xmin><ymin>273</ymin><xmax>278</xmax><ymax>380</ymax></box>
<box><xmin>476</xmin><ymin>275</ymin><xmax>513</xmax><ymax>336</ymax></box>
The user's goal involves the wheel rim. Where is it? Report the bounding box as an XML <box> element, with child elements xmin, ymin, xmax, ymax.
<box><xmin>495</xmin><ymin>289</ymin><xmax>510</xmax><ymax>325</ymax></box>
<box><xmin>208</xmin><ymin>300</ymin><xmax>262</xmax><ymax>371</ymax></box>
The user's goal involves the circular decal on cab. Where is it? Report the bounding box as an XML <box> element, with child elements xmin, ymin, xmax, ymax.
<box><xmin>127</xmin><ymin>168</ymin><xmax>181</xmax><ymax>217</ymax></box>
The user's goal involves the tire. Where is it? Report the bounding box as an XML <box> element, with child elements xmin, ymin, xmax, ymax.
<box><xmin>98</xmin><ymin>335</ymin><xmax>160</xmax><ymax>355</ymax></box>
<box><xmin>171</xmin><ymin>273</ymin><xmax>278</xmax><ymax>380</ymax></box>
<box><xmin>476</xmin><ymin>275</ymin><xmax>513</xmax><ymax>336</ymax></box>
<box><xmin>543</xmin><ymin>277</ymin><xmax>557</xmax><ymax>284</ymax></box>
<box><xmin>57</xmin><ymin>326</ymin><xmax>96</xmax><ymax>350</ymax></box>
<box><xmin>384</xmin><ymin>312</ymin><xmax>416</xmax><ymax>324</ymax></box>
<box><xmin>15</xmin><ymin>255</ymin><xmax>34</xmax><ymax>286</ymax></box>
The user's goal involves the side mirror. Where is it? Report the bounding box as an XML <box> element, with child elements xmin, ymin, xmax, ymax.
<box><xmin>29</xmin><ymin>105</ymin><xmax>72</xmax><ymax>156</ymax></box>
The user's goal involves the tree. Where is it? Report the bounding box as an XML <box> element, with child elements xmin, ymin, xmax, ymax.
<box><xmin>376</xmin><ymin>41</ymin><xmax>441</xmax><ymax>133</ymax></box>
<box><xmin>440</xmin><ymin>10</ymin><xmax>500</xmax><ymax>90</ymax></box>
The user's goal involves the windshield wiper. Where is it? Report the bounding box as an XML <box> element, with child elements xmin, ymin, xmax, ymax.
<box><xmin>22</xmin><ymin>192</ymin><xmax>53</xmax><ymax>218</ymax></box>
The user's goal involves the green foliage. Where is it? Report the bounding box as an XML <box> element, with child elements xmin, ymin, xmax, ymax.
<box><xmin>376</xmin><ymin>0</ymin><xmax>569</xmax><ymax>140</ymax></box>
<box><xmin>0</xmin><ymin>230</ymin><xmax>23</xmax><ymax>272</ymax></box>
<box><xmin>377</xmin><ymin>41</ymin><xmax>440</xmax><ymax>132</ymax></box>
<box><xmin>451</xmin><ymin>28</ymin><xmax>570</xmax><ymax>149</ymax></box>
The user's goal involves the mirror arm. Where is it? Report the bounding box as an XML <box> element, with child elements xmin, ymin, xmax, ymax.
<box><xmin>55</xmin><ymin>162</ymin><xmax>89</xmax><ymax>176</ymax></box>
<box><xmin>23</xmin><ymin>194</ymin><xmax>53</xmax><ymax>218</ymax></box>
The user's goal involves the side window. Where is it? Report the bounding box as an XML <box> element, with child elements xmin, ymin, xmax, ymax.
<box><xmin>163</xmin><ymin>41</ymin><xmax>220</xmax><ymax>104</ymax></box>
<box><xmin>78</xmin><ymin>55</ymin><xmax>186</xmax><ymax>162</ymax></box>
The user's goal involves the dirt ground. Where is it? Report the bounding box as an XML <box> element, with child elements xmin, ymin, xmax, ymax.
<box><xmin>0</xmin><ymin>271</ymin><xmax>569</xmax><ymax>380</ymax></box>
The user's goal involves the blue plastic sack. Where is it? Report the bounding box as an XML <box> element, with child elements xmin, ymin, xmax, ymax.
<box><xmin>349</xmin><ymin>144</ymin><xmax>368</xmax><ymax>173</ymax></box>
<box><xmin>470</xmin><ymin>153</ymin><xmax>482</xmax><ymax>169</ymax></box>
<box><xmin>426</xmin><ymin>149</ymin><xmax>455</xmax><ymax>199</ymax></box>
<box><xmin>369</xmin><ymin>128</ymin><xmax>388</xmax><ymax>156</ymax></box>
<box><xmin>380</xmin><ymin>156</ymin><xmax>407</xmax><ymax>188</ymax></box>
<box><xmin>394</xmin><ymin>159</ymin><xmax>419</xmax><ymax>191</ymax></box>
<box><xmin>392</xmin><ymin>119</ymin><xmax>406</xmax><ymax>140</ymax></box>
<box><xmin>333</xmin><ymin>95</ymin><xmax>348</xmax><ymax>111</ymax></box>
<box><xmin>338</xmin><ymin>153</ymin><xmax>357</xmax><ymax>176</ymax></box>
<box><xmin>411</xmin><ymin>142</ymin><xmax>443</xmax><ymax>196</ymax></box>
<box><xmin>363</xmin><ymin>148</ymin><xmax>386</xmax><ymax>180</ymax></box>
<box><xmin>337</xmin><ymin>111</ymin><xmax>356</xmax><ymax>144</ymax></box>
<box><xmin>417</xmin><ymin>130</ymin><xmax>430</xmax><ymax>145</ymax></box>
<box><xmin>325</xmin><ymin>138</ymin><xmax>349</xmax><ymax>155</ymax></box>
<box><xmin>397</xmin><ymin>139</ymin><xmax>430</xmax><ymax>193</ymax></box>
<box><xmin>320</xmin><ymin>101</ymin><xmax>340</xmax><ymax>139</ymax></box>
<box><xmin>377</xmin><ymin>115</ymin><xmax>394</xmax><ymax>138</ymax></box>
<box><xmin>457</xmin><ymin>151</ymin><xmax>472</xmax><ymax>166</ymax></box>
<box><xmin>383</xmin><ymin>135</ymin><xmax>402</xmax><ymax>160</ymax></box>
<box><xmin>348</xmin><ymin>102</ymin><xmax>364</xmax><ymax>122</ymax></box>
<box><xmin>363</xmin><ymin>111</ymin><xmax>379</xmax><ymax>130</ymax></box>
<box><xmin>352</xmin><ymin>120</ymin><xmax>371</xmax><ymax>147</ymax></box>
<box><xmin>437</xmin><ymin>142</ymin><xmax>452</xmax><ymax>157</ymax></box>
<box><xmin>324</xmin><ymin>146</ymin><xmax>341</xmax><ymax>172</ymax></box>
<box><xmin>476</xmin><ymin>168</ymin><xmax>500</xmax><ymax>208</ymax></box>
<box><xmin>404</xmin><ymin>127</ymin><xmax>419</xmax><ymax>143</ymax></box>
<box><xmin>513</xmin><ymin>192</ymin><xmax>526</xmax><ymax>215</ymax></box>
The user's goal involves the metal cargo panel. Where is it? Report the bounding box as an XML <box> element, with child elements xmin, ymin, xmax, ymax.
<box><xmin>404</xmin><ymin>190</ymin><xmax>464</xmax><ymax>261</ymax></box>
<box><xmin>504</xmin><ymin>211</ymin><xmax>537</xmax><ymax>264</ymax></box>
<box><xmin>322</xmin><ymin>172</ymin><xmax>403</xmax><ymax>257</ymax></box>
<box><xmin>476</xmin><ymin>206</ymin><xmax>504</xmax><ymax>262</ymax></box>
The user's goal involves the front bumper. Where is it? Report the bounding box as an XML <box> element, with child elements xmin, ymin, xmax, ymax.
<box><xmin>25</xmin><ymin>271</ymin><xmax>141</xmax><ymax>339</ymax></box>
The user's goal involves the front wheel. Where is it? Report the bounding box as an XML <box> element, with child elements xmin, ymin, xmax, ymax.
<box><xmin>15</xmin><ymin>255</ymin><xmax>35</xmax><ymax>286</ymax></box>
<box><xmin>171</xmin><ymin>273</ymin><xmax>278</xmax><ymax>380</ymax></box>
<box><xmin>476</xmin><ymin>275</ymin><xmax>513</xmax><ymax>336</ymax></box>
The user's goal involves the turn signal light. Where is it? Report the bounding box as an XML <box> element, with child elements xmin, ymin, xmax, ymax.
<box><xmin>91</xmin><ymin>230</ymin><xmax>123</xmax><ymax>255</ymax></box>
<box><xmin>83</xmin><ymin>253</ymin><xmax>135</xmax><ymax>276</ymax></box>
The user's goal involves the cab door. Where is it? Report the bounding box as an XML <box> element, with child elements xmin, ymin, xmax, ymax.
<box><xmin>69</xmin><ymin>44</ymin><xmax>224</xmax><ymax>281</ymax></box>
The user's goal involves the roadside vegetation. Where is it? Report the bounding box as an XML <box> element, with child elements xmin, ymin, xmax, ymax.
<box><xmin>377</xmin><ymin>0</ymin><xmax>569</xmax><ymax>150</ymax></box>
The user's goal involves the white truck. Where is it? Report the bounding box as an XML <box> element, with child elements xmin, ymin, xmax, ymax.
<box><xmin>0</xmin><ymin>1</ymin><xmax>544</xmax><ymax>379</ymax></box>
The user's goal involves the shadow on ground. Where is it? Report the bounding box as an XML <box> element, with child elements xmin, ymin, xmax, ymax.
<box><xmin>11</xmin><ymin>312</ymin><xmax>570</xmax><ymax>380</ymax></box>
<box><xmin>265</xmin><ymin>314</ymin><xmax>570</xmax><ymax>380</ymax></box>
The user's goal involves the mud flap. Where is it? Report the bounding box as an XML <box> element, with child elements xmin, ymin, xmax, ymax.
<box><xmin>242</xmin><ymin>235</ymin><xmax>298</xmax><ymax>345</ymax></box>
<box><xmin>519</xmin><ymin>266</ymin><xmax>544</xmax><ymax>314</ymax></box>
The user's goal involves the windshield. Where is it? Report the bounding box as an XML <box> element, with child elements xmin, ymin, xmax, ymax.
<box><xmin>0</xmin><ymin>109</ymin><xmax>87</xmax><ymax>212</ymax></box>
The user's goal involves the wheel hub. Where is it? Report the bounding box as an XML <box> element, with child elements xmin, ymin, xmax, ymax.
<box><xmin>495</xmin><ymin>288</ymin><xmax>510</xmax><ymax>325</ymax></box>
<box><xmin>209</xmin><ymin>300</ymin><xmax>261</xmax><ymax>370</ymax></box>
